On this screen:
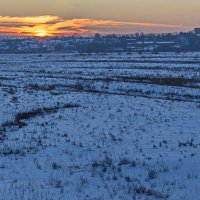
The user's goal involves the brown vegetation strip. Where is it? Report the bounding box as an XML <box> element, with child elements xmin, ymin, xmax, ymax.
<box><xmin>114</xmin><ymin>76</ymin><xmax>200</xmax><ymax>88</ymax></box>
<box><xmin>1</xmin><ymin>103</ymin><xmax>80</xmax><ymax>130</ymax></box>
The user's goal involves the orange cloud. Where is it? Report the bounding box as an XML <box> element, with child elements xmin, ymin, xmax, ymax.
<box><xmin>0</xmin><ymin>15</ymin><xmax>60</xmax><ymax>24</ymax></box>
<box><xmin>0</xmin><ymin>15</ymin><xmax>187</xmax><ymax>36</ymax></box>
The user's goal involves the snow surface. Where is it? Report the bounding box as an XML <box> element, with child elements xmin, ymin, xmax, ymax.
<box><xmin>0</xmin><ymin>52</ymin><xmax>200</xmax><ymax>199</ymax></box>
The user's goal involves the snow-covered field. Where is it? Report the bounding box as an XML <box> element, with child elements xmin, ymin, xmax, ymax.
<box><xmin>0</xmin><ymin>52</ymin><xmax>200</xmax><ymax>200</ymax></box>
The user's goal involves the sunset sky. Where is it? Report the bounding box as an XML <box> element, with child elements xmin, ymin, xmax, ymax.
<box><xmin>0</xmin><ymin>0</ymin><xmax>199</xmax><ymax>36</ymax></box>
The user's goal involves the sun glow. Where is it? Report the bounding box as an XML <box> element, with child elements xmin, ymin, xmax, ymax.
<box><xmin>35</xmin><ymin>30</ymin><xmax>48</xmax><ymax>37</ymax></box>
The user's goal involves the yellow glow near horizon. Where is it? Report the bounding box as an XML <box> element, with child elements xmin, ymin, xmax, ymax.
<box><xmin>35</xmin><ymin>29</ymin><xmax>48</xmax><ymax>37</ymax></box>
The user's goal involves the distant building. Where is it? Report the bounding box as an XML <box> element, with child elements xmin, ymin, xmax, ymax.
<box><xmin>194</xmin><ymin>28</ymin><xmax>200</xmax><ymax>37</ymax></box>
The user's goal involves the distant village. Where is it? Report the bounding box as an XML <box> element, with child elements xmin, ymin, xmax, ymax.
<box><xmin>0</xmin><ymin>28</ymin><xmax>200</xmax><ymax>53</ymax></box>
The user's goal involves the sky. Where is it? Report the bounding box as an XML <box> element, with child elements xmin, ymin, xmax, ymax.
<box><xmin>0</xmin><ymin>0</ymin><xmax>199</xmax><ymax>36</ymax></box>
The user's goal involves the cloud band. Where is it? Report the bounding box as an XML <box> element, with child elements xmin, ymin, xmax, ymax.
<box><xmin>0</xmin><ymin>15</ymin><xmax>186</xmax><ymax>36</ymax></box>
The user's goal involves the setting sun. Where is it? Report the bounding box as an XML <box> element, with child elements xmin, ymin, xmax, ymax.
<box><xmin>35</xmin><ymin>29</ymin><xmax>48</xmax><ymax>37</ymax></box>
